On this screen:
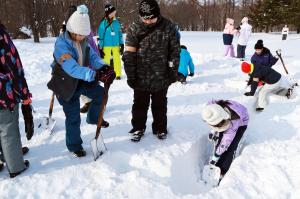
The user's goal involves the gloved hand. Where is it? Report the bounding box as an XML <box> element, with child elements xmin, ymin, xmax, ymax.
<box><xmin>208</xmin><ymin>131</ymin><xmax>219</xmax><ymax>142</ymax></box>
<box><xmin>209</xmin><ymin>155</ymin><xmax>220</xmax><ymax>166</ymax></box>
<box><xmin>120</xmin><ymin>44</ymin><xmax>124</xmax><ymax>56</ymax></box>
<box><xmin>21</xmin><ymin>104</ymin><xmax>34</xmax><ymax>140</ymax></box>
<box><xmin>188</xmin><ymin>73</ymin><xmax>194</xmax><ymax>77</ymax></box>
<box><xmin>244</xmin><ymin>92</ymin><xmax>254</xmax><ymax>96</ymax></box>
<box><xmin>98</xmin><ymin>47</ymin><xmax>105</xmax><ymax>58</ymax></box>
<box><xmin>127</xmin><ymin>80</ymin><xmax>135</xmax><ymax>89</ymax></box>
<box><xmin>96</xmin><ymin>65</ymin><xmax>116</xmax><ymax>85</ymax></box>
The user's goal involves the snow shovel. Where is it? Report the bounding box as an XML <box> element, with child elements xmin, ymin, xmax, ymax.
<box><xmin>276</xmin><ymin>50</ymin><xmax>298</xmax><ymax>89</ymax></box>
<box><xmin>202</xmin><ymin>139</ymin><xmax>221</xmax><ymax>188</ymax></box>
<box><xmin>91</xmin><ymin>84</ymin><xmax>110</xmax><ymax>161</ymax></box>
<box><xmin>34</xmin><ymin>92</ymin><xmax>56</xmax><ymax>134</ymax></box>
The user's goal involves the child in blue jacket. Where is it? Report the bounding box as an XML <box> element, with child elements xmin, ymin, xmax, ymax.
<box><xmin>178</xmin><ymin>45</ymin><xmax>195</xmax><ymax>84</ymax></box>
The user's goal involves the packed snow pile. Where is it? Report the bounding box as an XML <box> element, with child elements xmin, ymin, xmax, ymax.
<box><xmin>0</xmin><ymin>32</ymin><xmax>300</xmax><ymax>199</ymax></box>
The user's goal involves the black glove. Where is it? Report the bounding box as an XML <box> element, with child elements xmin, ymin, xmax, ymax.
<box><xmin>244</xmin><ymin>92</ymin><xmax>254</xmax><ymax>96</ymax></box>
<box><xmin>21</xmin><ymin>104</ymin><xmax>34</xmax><ymax>140</ymax></box>
<box><xmin>96</xmin><ymin>65</ymin><xmax>116</xmax><ymax>85</ymax></box>
<box><xmin>127</xmin><ymin>80</ymin><xmax>135</xmax><ymax>89</ymax></box>
<box><xmin>188</xmin><ymin>73</ymin><xmax>194</xmax><ymax>77</ymax></box>
<box><xmin>120</xmin><ymin>44</ymin><xmax>124</xmax><ymax>56</ymax></box>
<box><xmin>98</xmin><ymin>47</ymin><xmax>105</xmax><ymax>58</ymax></box>
<box><xmin>208</xmin><ymin>132</ymin><xmax>219</xmax><ymax>142</ymax></box>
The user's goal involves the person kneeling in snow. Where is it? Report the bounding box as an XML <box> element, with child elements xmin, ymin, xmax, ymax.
<box><xmin>201</xmin><ymin>100</ymin><xmax>249</xmax><ymax>176</ymax></box>
<box><xmin>241</xmin><ymin>61</ymin><xmax>297</xmax><ymax>112</ymax></box>
<box><xmin>178</xmin><ymin>45</ymin><xmax>195</xmax><ymax>84</ymax></box>
<box><xmin>47</xmin><ymin>5</ymin><xmax>115</xmax><ymax>157</ymax></box>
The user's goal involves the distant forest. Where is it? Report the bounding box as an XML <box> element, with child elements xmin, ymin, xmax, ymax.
<box><xmin>1</xmin><ymin>0</ymin><xmax>299</xmax><ymax>42</ymax></box>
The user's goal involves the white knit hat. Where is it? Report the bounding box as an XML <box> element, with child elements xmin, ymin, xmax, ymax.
<box><xmin>241</xmin><ymin>17</ymin><xmax>249</xmax><ymax>23</ymax></box>
<box><xmin>201</xmin><ymin>104</ymin><xmax>230</xmax><ymax>126</ymax></box>
<box><xmin>66</xmin><ymin>5</ymin><xmax>91</xmax><ymax>36</ymax></box>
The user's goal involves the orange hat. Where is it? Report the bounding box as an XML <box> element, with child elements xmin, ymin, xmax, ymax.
<box><xmin>241</xmin><ymin>61</ymin><xmax>254</xmax><ymax>74</ymax></box>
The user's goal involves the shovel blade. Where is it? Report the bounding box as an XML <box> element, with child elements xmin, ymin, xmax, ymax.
<box><xmin>34</xmin><ymin>116</ymin><xmax>56</xmax><ymax>134</ymax></box>
<box><xmin>202</xmin><ymin>164</ymin><xmax>221</xmax><ymax>188</ymax></box>
<box><xmin>91</xmin><ymin>135</ymin><xmax>106</xmax><ymax>161</ymax></box>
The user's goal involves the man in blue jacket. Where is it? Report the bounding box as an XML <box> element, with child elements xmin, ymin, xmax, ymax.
<box><xmin>178</xmin><ymin>45</ymin><xmax>195</xmax><ymax>84</ymax></box>
<box><xmin>48</xmin><ymin>5</ymin><xmax>115</xmax><ymax>157</ymax></box>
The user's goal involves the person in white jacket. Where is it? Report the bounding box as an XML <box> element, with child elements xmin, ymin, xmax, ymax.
<box><xmin>282</xmin><ymin>25</ymin><xmax>289</xmax><ymax>40</ymax></box>
<box><xmin>237</xmin><ymin>17</ymin><xmax>252</xmax><ymax>60</ymax></box>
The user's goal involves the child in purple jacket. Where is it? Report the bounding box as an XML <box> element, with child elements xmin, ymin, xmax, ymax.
<box><xmin>201</xmin><ymin>100</ymin><xmax>249</xmax><ymax>176</ymax></box>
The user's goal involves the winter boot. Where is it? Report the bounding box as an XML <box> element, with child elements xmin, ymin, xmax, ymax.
<box><xmin>101</xmin><ymin>120</ymin><xmax>109</xmax><ymax>128</ymax></box>
<box><xmin>22</xmin><ymin>147</ymin><xmax>29</xmax><ymax>155</ymax></box>
<box><xmin>9</xmin><ymin>160</ymin><xmax>30</xmax><ymax>178</ymax></box>
<box><xmin>80</xmin><ymin>102</ymin><xmax>91</xmax><ymax>113</ymax></box>
<box><xmin>286</xmin><ymin>88</ymin><xmax>293</xmax><ymax>99</ymax></box>
<box><xmin>256</xmin><ymin>107</ymin><xmax>264</xmax><ymax>112</ymax></box>
<box><xmin>129</xmin><ymin>129</ymin><xmax>145</xmax><ymax>142</ymax></box>
<box><xmin>73</xmin><ymin>149</ymin><xmax>86</xmax><ymax>157</ymax></box>
<box><xmin>155</xmin><ymin>130</ymin><xmax>168</xmax><ymax>140</ymax></box>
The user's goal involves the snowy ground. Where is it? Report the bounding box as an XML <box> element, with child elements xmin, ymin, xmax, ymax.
<box><xmin>0</xmin><ymin>32</ymin><xmax>300</xmax><ymax>199</ymax></box>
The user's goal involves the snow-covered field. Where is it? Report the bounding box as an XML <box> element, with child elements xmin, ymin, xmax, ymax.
<box><xmin>1</xmin><ymin>32</ymin><xmax>300</xmax><ymax>199</ymax></box>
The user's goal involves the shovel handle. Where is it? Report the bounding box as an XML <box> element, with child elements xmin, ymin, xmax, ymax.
<box><xmin>49</xmin><ymin>93</ymin><xmax>55</xmax><ymax>119</ymax></box>
<box><xmin>276</xmin><ymin>51</ymin><xmax>289</xmax><ymax>75</ymax></box>
<box><xmin>95</xmin><ymin>84</ymin><xmax>110</xmax><ymax>139</ymax></box>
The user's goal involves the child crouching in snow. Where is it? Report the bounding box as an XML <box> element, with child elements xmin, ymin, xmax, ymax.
<box><xmin>201</xmin><ymin>100</ymin><xmax>249</xmax><ymax>176</ymax></box>
<box><xmin>241</xmin><ymin>61</ymin><xmax>297</xmax><ymax>112</ymax></box>
<box><xmin>178</xmin><ymin>45</ymin><xmax>195</xmax><ymax>84</ymax></box>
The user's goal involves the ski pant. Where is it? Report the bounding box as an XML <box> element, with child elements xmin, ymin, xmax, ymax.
<box><xmin>257</xmin><ymin>76</ymin><xmax>292</xmax><ymax>109</ymax></box>
<box><xmin>216</xmin><ymin>125</ymin><xmax>247</xmax><ymax>175</ymax></box>
<box><xmin>237</xmin><ymin>44</ymin><xmax>246</xmax><ymax>59</ymax></box>
<box><xmin>224</xmin><ymin>45</ymin><xmax>235</xmax><ymax>57</ymax></box>
<box><xmin>103</xmin><ymin>46</ymin><xmax>122</xmax><ymax>78</ymax></box>
<box><xmin>131</xmin><ymin>89</ymin><xmax>168</xmax><ymax>133</ymax></box>
<box><xmin>57</xmin><ymin>82</ymin><xmax>104</xmax><ymax>152</ymax></box>
<box><xmin>0</xmin><ymin>104</ymin><xmax>26</xmax><ymax>173</ymax></box>
<box><xmin>282</xmin><ymin>34</ymin><xmax>287</xmax><ymax>40</ymax></box>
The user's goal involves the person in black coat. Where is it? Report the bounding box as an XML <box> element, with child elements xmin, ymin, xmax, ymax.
<box><xmin>123</xmin><ymin>0</ymin><xmax>180</xmax><ymax>141</ymax></box>
<box><xmin>251</xmin><ymin>40</ymin><xmax>279</xmax><ymax>68</ymax></box>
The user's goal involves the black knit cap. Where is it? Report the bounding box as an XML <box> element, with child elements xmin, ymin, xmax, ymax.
<box><xmin>105</xmin><ymin>4</ymin><xmax>116</xmax><ymax>16</ymax></box>
<box><xmin>254</xmin><ymin>39</ymin><xmax>264</xmax><ymax>49</ymax></box>
<box><xmin>139</xmin><ymin>0</ymin><xmax>160</xmax><ymax>19</ymax></box>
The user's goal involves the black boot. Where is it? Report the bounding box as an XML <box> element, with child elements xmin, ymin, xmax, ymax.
<box><xmin>80</xmin><ymin>102</ymin><xmax>91</xmax><ymax>113</ymax></box>
<box><xmin>9</xmin><ymin>160</ymin><xmax>30</xmax><ymax>178</ymax></box>
<box><xmin>129</xmin><ymin>129</ymin><xmax>145</xmax><ymax>142</ymax></box>
<box><xmin>154</xmin><ymin>130</ymin><xmax>168</xmax><ymax>140</ymax></box>
<box><xmin>256</xmin><ymin>107</ymin><xmax>264</xmax><ymax>112</ymax></box>
<box><xmin>101</xmin><ymin>120</ymin><xmax>109</xmax><ymax>128</ymax></box>
<box><xmin>22</xmin><ymin>147</ymin><xmax>29</xmax><ymax>155</ymax></box>
<box><xmin>73</xmin><ymin>149</ymin><xmax>86</xmax><ymax>157</ymax></box>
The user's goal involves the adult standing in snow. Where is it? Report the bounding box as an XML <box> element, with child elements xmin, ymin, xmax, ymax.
<box><xmin>123</xmin><ymin>0</ymin><xmax>180</xmax><ymax>141</ymax></box>
<box><xmin>0</xmin><ymin>23</ymin><xmax>31</xmax><ymax>177</ymax></box>
<box><xmin>48</xmin><ymin>5</ymin><xmax>116</xmax><ymax>157</ymax></box>
<box><xmin>178</xmin><ymin>45</ymin><xmax>195</xmax><ymax>84</ymax></box>
<box><xmin>242</xmin><ymin>61</ymin><xmax>297</xmax><ymax>112</ymax></box>
<box><xmin>223</xmin><ymin>18</ymin><xmax>237</xmax><ymax>57</ymax></box>
<box><xmin>282</xmin><ymin>25</ymin><xmax>289</xmax><ymax>41</ymax></box>
<box><xmin>201</xmin><ymin>100</ymin><xmax>249</xmax><ymax>177</ymax></box>
<box><xmin>237</xmin><ymin>17</ymin><xmax>252</xmax><ymax>60</ymax></box>
<box><xmin>98</xmin><ymin>4</ymin><xmax>124</xmax><ymax>80</ymax></box>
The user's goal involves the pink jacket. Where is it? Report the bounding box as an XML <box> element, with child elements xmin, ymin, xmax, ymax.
<box><xmin>223</xmin><ymin>18</ymin><xmax>236</xmax><ymax>35</ymax></box>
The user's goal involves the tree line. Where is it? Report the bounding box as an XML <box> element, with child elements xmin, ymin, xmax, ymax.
<box><xmin>0</xmin><ymin>0</ymin><xmax>299</xmax><ymax>42</ymax></box>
